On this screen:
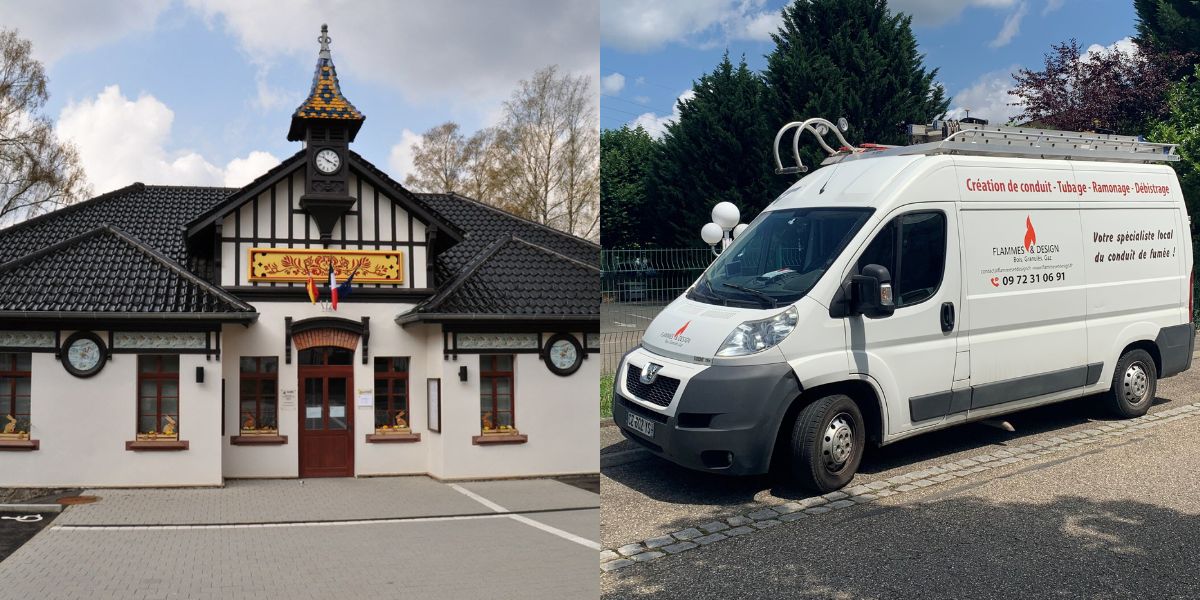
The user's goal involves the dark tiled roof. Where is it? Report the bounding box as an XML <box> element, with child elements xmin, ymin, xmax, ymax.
<box><xmin>404</xmin><ymin>235</ymin><xmax>599</xmax><ymax>320</ymax></box>
<box><xmin>0</xmin><ymin>153</ymin><xmax>596</xmax><ymax>322</ymax></box>
<box><xmin>402</xmin><ymin>193</ymin><xmax>600</xmax><ymax>319</ymax></box>
<box><xmin>0</xmin><ymin>183</ymin><xmax>232</xmax><ymax>265</ymax></box>
<box><xmin>413</xmin><ymin>192</ymin><xmax>599</xmax><ymax>278</ymax></box>
<box><xmin>0</xmin><ymin>226</ymin><xmax>254</xmax><ymax>317</ymax></box>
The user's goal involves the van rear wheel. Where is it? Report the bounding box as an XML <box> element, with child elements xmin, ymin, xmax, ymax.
<box><xmin>1106</xmin><ymin>349</ymin><xmax>1157</xmax><ymax>418</ymax></box>
<box><xmin>788</xmin><ymin>394</ymin><xmax>865</xmax><ymax>493</ymax></box>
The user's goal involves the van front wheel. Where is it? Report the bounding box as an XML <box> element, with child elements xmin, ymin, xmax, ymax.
<box><xmin>789</xmin><ymin>394</ymin><xmax>865</xmax><ymax>493</ymax></box>
<box><xmin>1106</xmin><ymin>349</ymin><xmax>1157</xmax><ymax>418</ymax></box>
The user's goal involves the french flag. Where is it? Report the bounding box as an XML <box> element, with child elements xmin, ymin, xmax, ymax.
<box><xmin>327</xmin><ymin>262</ymin><xmax>339</xmax><ymax>311</ymax></box>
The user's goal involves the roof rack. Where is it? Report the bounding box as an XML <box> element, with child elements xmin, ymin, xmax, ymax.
<box><xmin>774</xmin><ymin>118</ymin><xmax>1179</xmax><ymax>175</ymax></box>
<box><xmin>899</xmin><ymin>121</ymin><xmax>1179</xmax><ymax>163</ymax></box>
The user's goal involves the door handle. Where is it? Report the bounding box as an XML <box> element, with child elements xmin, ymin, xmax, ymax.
<box><xmin>940</xmin><ymin>302</ymin><xmax>955</xmax><ymax>332</ymax></box>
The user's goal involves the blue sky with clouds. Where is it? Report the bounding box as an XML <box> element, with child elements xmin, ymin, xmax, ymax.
<box><xmin>8</xmin><ymin>0</ymin><xmax>597</xmax><ymax>195</ymax></box>
<box><xmin>601</xmin><ymin>0</ymin><xmax>1138</xmax><ymax>135</ymax></box>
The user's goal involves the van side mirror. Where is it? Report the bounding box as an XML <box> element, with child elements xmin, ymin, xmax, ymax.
<box><xmin>850</xmin><ymin>264</ymin><xmax>895</xmax><ymax>318</ymax></box>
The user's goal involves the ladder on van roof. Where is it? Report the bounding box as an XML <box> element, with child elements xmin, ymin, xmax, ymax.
<box><xmin>774</xmin><ymin>118</ymin><xmax>1180</xmax><ymax>175</ymax></box>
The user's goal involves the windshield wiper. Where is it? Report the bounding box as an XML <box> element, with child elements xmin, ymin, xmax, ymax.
<box><xmin>722</xmin><ymin>283</ymin><xmax>777</xmax><ymax>308</ymax></box>
<box><xmin>691</xmin><ymin>278</ymin><xmax>728</xmax><ymax>305</ymax></box>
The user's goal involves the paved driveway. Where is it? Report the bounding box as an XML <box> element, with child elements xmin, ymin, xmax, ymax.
<box><xmin>602</xmin><ymin>363</ymin><xmax>1200</xmax><ymax>598</ymax></box>
<box><xmin>0</xmin><ymin>477</ymin><xmax>598</xmax><ymax>600</ymax></box>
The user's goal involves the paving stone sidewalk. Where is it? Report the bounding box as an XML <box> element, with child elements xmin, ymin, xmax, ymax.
<box><xmin>0</xmin><ymin>477</ymin><xmax>599</xmax><ymax>600</ymax></box>
<box><xmin>56</xmin><ymin>476</ymin><xmax>597</xmax><ymax>525</ymax></box>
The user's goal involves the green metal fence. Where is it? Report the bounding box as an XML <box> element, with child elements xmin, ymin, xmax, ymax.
<box><xmin>601</xmin><ymin>248</ymin><xmax>713</xmax><ymax>305</ymax></box>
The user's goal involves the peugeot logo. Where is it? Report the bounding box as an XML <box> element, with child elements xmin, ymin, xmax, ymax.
<box><xmin>640</xmin><ymin>363</ymin><xmax>663</xmax><ymax>385</ymax></box>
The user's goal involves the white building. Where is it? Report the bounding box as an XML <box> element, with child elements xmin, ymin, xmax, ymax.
<box><xmin>0</xmin><ymin>27</ymin><xmax>599</xmax><ymax>487</ymax></box>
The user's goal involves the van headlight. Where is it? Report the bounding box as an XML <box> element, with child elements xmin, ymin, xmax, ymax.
<box><xmin>716</xmin><ymin>306</ymin><xmax>799</xmax><ymax>357</ymax></box>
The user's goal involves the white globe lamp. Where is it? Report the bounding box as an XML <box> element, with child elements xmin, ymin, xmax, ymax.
<box><xmin>732</xmin><ymin>223</ymin><xmax>749</xmax><ymax>239</ymax></box>
<box><xmin>711</xmin><ymin>202</ymin><xmax>740</xmax><ymax>231</ymax></box>
<box><xmin>701</xmin><ymin>222</ymin><xmax>724</xmax><ymax>246</ymax></box>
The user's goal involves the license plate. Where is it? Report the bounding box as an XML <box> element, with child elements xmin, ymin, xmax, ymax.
<box><xmin>626</xmin><ymin>412</ymin><xmax>655</xmax><ymax>438</ymax></box>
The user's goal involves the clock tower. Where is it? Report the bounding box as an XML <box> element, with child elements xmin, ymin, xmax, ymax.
<box><xmin>287</xmin><ymin>24</ymin><xmax>365</xmax><ymax>243</ymax></box>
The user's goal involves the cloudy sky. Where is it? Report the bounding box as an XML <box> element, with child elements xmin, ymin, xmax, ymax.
<box><xmin>601</xmin><ymin>0</ymin><xmax>1137</xmax><ymax>136</ymax></box>
<box><xmin>8</xmin><ymin>0</ymin><xmax>598</xmax><ymax>195</ymax></box>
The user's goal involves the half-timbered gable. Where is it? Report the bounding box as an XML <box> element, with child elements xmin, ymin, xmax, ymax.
<box><xmin>186</xmin><ymin>152</ymin><xmax>457</xmax><ymax>296</ymax></box>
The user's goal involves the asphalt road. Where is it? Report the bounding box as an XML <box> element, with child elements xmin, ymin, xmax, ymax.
<box><xmin>601</xmin><ymin>302</ymin><xmax>667</xmax><ymax>332</ymax></box>
<box><xmin>602</xmin><ymin>361</ymin><xmax>1200</xmax><ymax>599</ymax></box>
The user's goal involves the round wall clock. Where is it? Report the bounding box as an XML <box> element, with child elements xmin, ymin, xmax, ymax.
<box><xmin>61</xmin><ymin>331</ymin><xmax>106</xmax><ymax>378</ymax></box>
<box><xmin>543</xmin><ymin>333</ymin><xmax>583</xmax><ymax>376</ymax></box>
<box><xmin>314</xmin><ymin>148</ymin><xmax>341</xmax><ymax>174</ymax></box>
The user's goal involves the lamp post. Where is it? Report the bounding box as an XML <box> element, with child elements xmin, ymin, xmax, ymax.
<box><xmin>703</xmin><ymin>201</ymin><xmax>745</xmax><ymax>256</ymax></box>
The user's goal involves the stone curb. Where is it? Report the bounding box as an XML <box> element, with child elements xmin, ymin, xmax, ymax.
<box><xmin>0</xmin><ymin>503</ymin><xmax>63</xmax><ymax>514</ymax></box>
<box><xmin>600</xmin><ymin>402</ymin><xmax>1200</xmax><ymax>572</ymax></box>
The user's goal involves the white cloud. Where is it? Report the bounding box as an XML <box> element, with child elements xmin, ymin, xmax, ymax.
<box><xmin>387</xmin><ymin>129</ymin><xmax>423</xmax><ymax>182</ymax></box>
<box><xmin>989</xmin><ymin>1</ymin><xmax>1028</xmax><ymax>48</ymax></box>
<box><xmin>223</xmin><ymin>151</ymin><xmax>281</xmax><ymax>187</ymax></box>
<box><xmin>56</xmin><ymin>85</ymin><xmax>279</xmax><ymax>193</ymax></box>
<box><xmin>602</xmin><ymin>0</ymin><xmax>781</xmax><ymax>52</ymax></box>
<box><xmin>888</xmin><ymin>0</ymin><xmax>1018</xmax><ymax>27</ymax></box>
<box><xmin>185</xmin><ymin>0</ymin><xmax>598</xmax><ymax>119</ymax></box>
<box><xmin>1084</xmin><ymin>36</ymin><xmax>1137</xmax><ymax>59</ymax></box>
<box><xmin>601</xmin><ymin>72</ymin><xmax>627</xmax><ymax>95</ymax></box>
<box><xmin>1042</xmin><ymin>0</ymin><xmax>1065</xmax><ymax>15</ymax></box>
<box><xmin>631</xmin><ymin>89</ymin><xmax>695</xmax><ymax>138</ymax></box>
<box><xmin>943</xmin><ymin>66</ymin><xmax>1024</xmax><ymax>125</ymax></box>
<box><xmin>1</xmin><ymin>0</ymin><xmax>169</xmax><ymax>64</ymax></box>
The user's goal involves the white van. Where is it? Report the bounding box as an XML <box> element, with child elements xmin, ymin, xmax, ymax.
<box><xmin>614</xmin><ymin>118</ymin><xmax>1195</xmax><ymax>492</ymax></box>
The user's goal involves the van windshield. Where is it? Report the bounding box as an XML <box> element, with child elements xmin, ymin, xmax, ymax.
<box><xmin>689</xmin><ymin>208</ymin><xmax>874</xmax><ymax>308</ymax></box>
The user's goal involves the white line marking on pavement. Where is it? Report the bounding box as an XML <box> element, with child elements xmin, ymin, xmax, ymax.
<box><xmin>449</xmin><ymin>483</ymin><xmax>601</xmax><ymax>551</ymax></box>
<box><xmin>52</xmin><ymin>513</ymin><xmax>512</xmax><ymax>531</ymax></box>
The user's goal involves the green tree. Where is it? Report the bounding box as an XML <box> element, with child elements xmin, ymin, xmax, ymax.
<box><xmin>648</xmin><ymin>53</ymin><xmax>782</xmax><ymax>247</ymax></box>
<box><xmin>1150</xmin><ymin>66</ymin><xmax>1200</xmax><ymax>241</ymax></box>
<box><xmin>764</xmin><ymin>0</ymin><xmax>949</xmax><ymax>174</ymax></box>
<box><xmin>599</xmin><ymin>125</ymin><xmax>657</xmax><ymax>248</ymax></box>
<box><xmin>1135</xmin><ymin>0</ymin><xmax>1200</xmax><ymax>58</ymax></box>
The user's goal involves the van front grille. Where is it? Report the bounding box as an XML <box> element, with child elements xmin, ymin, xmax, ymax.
<box><xmin>625</xmin><ymin>364</ymin><xmax>680</xmax><ymax>408</ymax></box>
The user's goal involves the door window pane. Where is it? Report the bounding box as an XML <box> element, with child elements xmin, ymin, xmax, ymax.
<box><xmin>327</xmin><ymin>378</ymin><xmax>346</xmax><ymax>430</ymax></box>
<box><xmin>858</xmin><ymin>211</ymin><xmax>946</xmax><ymax>308</ymax></box>
<box><xmin>895</xmin><ymin>212</ymin><xmax>946</xmax><ymax>306</ymax></box>
<box><xmin>305</xmin><ymin>378</ymin><xmax>323</xmax><ymax>430</ymax></box>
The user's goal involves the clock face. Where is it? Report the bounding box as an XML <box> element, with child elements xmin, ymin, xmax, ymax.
<box><xmin>63</xmin><ymin>333</ymin><xmax>105</xmax><ymax>377</ymax></box>
<box><xmin>549</xmin><ymin>339</ymin><xmax>578</xmax><ymax>370</ymax></box>
<box><xmin>543</xmin><ymin>333</ymin><xmax>582</xmax><ymax>376</ymax></box>
<box><xmin>314</xmin><ymin>149</ymin><xmax>341</xmax><ymax>174</ymax></box>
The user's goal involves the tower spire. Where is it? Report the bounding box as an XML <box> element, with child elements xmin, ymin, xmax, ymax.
<box><xmin>287</xmin><ymin>23</ymin><xmax>365</xmax><ymax>142</ymax></box>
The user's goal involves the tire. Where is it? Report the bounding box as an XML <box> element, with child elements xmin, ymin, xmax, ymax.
<box><xmin>1105</xmin><ymin>349</ymin><xmax>1157</xmax><ymax>418</ymax></box>
<box><xmin>788</xmin><ymin>394</ymin><xmax>865</xmax><ymax>493</ymax></box>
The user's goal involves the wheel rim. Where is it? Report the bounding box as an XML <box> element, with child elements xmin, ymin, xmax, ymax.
<box><xmin>822</xmin><ymin>412</ymin><xmax>855</xmax><ymax>471</ymax></box>
<box><xmin>1122</xmin><ymin>362</ymin><xmax>1151</xmax><ymax>405</ymax></box>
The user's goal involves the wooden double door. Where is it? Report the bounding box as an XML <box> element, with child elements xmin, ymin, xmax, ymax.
<box><xmin>298</xmin><ymin>347</ymin><xmax>354</xmax><ymax>478</ymax></box>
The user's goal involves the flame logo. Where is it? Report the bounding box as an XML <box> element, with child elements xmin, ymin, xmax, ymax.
<box><xmin>674</xmin><ymin>321</ymin><xmax>691</xmax><ymax>338</ymax></box>
<box><xmin>1023</xmin><ymin>216</ymin><xmax>1036</xmax><ymax>251</ymax></box>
